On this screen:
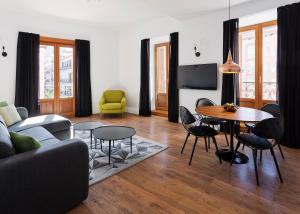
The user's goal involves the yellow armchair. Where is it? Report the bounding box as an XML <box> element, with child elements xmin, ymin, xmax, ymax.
<box><xmin>99</xmin><ymin>90</ymin><xmax>126</xmax><ymax>114</ymax></box>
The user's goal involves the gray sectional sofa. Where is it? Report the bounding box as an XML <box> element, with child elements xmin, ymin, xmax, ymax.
<box><xmin>0</xmin><ymin>107</ymin><xmax>89</xmax><ymax>214</ymax></box>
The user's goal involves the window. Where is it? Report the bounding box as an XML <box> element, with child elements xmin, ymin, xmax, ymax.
<box><xmin>39</xmin><ymin>45</ymin><xmax>54</xmax><ymax>99</ymax></box>
<box><xmin>154</xmin><ymin>42</ymin><xmax>170</xmax><ymax>112</ymax></box>
<box><xmin>59</xmin><ymin>47</ymin><xmax>74</xmax><ymax>98</ymax></box>
<box><xmin>39</xmin><ymin>37</ymin><xmax>75</xmax><ymax>116</ymax></box>
<box><xmin>239</xmin><ymin>20</ymin><xmax>277</xmax><ymax>108</ymax></box>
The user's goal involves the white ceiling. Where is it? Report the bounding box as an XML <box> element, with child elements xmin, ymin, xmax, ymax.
<box><xmin>1</xmin><ymin>0</ymin><xmax>255</xmax><ymax>27</ymax></box>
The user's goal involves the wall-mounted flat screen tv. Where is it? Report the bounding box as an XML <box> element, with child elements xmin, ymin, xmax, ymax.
<box><xmin>177</xmin><ymin>63</ymin><xmax>217</xmax><ymax>90</ymax></box>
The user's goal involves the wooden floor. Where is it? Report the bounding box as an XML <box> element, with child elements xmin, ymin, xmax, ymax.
<box><xmin>68</xmin><ymin>114</ymin><xmax>300</xmax><ymax>214</ymax></box>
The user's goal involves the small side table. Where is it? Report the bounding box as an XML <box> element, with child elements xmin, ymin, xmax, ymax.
<box><xmin>73</xmin><ymin>121</ymin><xmax>103</xmax><ymax>149</ymax></box>
<box><xmin>93</xmin><ymin>126</ymin><xmax>136</xmax><ymax>165</ymax></box>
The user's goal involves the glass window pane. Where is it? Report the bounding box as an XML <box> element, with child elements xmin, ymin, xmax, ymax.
<box><xmin>262</xmin><ymin>25</ymin><xmax>277</xmax><ymax>101</ymax></box>
<box><xmin>39</xmin><ymin>45</ymin><xmax>54</xmax><ymax>99</ymax></box>
<box><xmin>239</xmin><ymin>30</ymin><xmax>256</xmax><ymax>99</ymax></box>
<box><xmin>157</xmin><ymin>46</ymin><xmax>167</xmax><ymax>94</ymax></box>
<box><xmin>59</xmin><ymin>47</ymin><xmax>73</xmax><ymax>98</ymax></box>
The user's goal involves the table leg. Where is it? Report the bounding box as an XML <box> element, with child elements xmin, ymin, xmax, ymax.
<box><xmin>130</xmin><ymin>137</ymin><xmax>133</xmax><ymax>153</ymax></box>
<box><xmin>90</xmin><ymin>131</ymin><xmax>93</xmax><ymax>149</ymax></box>
<box><xmin>215</xmin><ymin>120</ymin><xmax>249</xmax><ymax>164</ymax></box>
<box><xmin>229</xmin><ymin>120</ymin><xmax>234</xmax><ymax>151</ymax></box>
<box><xmin>73</xmin><ymin>129</ymin><xmax>75</xmax><ymax>138</ymax></box>
<box><xmin>108</xmin><ymin>140</ymin><xmax>111</xmax><ymax>165</ymax></box>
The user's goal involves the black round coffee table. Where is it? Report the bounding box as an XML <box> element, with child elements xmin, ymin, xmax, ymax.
<box><xmin>93</xmin><ymin>126</ymin><xmax>136</xmax><ymax>165</ymax></box>
<box><xmin>73</xmin><ymin>121</ymin><xmax>103</xmax><ymax>149</ymax></box>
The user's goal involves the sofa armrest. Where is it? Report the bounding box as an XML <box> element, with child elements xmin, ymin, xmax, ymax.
<box><xmin>99</xmin><ymin>95</ymin><xmax>106</xmax><ymax>112</ymax></box>
<box><xmin>0</xmin><ymin>139</ymin><xmax>89</xmax><ymax>214</ymax></box>
<box><xmin>16</xmin><ymin>107</ymin><xmax>29</xmax><ymax>120</ymax></box>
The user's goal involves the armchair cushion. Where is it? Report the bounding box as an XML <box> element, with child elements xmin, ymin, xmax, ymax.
<box><xmin>104</xmin><ymin>90</ymin><xmax>124</xmax><ymax>103</ymax></box>
<box><xmin>102</xmin><ymin>103</ymin><xmax>122</xmax><ymax>110</ymax></box>
<box><xmin>99</xmin><ymin>90</ymin><xmax>126</xmax><ymax>114</ymax></box>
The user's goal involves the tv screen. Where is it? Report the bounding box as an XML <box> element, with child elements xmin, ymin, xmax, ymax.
<box><xmin>177</xmin><ymin>63</ymin><xmax>217</xmax><ymax>90</ymax></box>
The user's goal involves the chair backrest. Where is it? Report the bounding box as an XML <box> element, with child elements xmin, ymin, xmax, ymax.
<box><xmin>179</xmin><ymin>106</ymin><xmax>196</xmax><ymax>125</ymax></box>
<box><xmin>195</xmin><ymin>98</ymin><xmax>216</xmax><ymax>108</ymax></box>
<box><xmin>261</xmin><ymin>103</ymin><xmax>281</xmax><ymax>118</ymax></box>
<box><xmin>103</xmin><ymin>90</ymin><xmax>125</xmax><ymax>103</ymax></box>
<box><xmin>252</xmin><ymin>117</ymin><xmax>283</xmax><ymax>140</ymax></box>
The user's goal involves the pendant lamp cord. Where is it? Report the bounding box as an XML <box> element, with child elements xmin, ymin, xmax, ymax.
<box><xmin>228</xmin><ymin>0</ymin><xmax>231</xmax><ymax>50</ymax></box>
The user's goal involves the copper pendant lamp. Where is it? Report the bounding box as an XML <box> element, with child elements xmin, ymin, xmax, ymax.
<box><xmin>219</xmin><ymin>0</ymin><xmax>241</xmax><ymax>74</ymax></box>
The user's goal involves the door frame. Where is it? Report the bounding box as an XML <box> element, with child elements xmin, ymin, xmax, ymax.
<box><xmin>239</xmin><ymin>20</ymin><xmax>277</xmax><ymax>109</ymax></box>
<box><xmin>154</xmin><ymin>42</ymin><xmax>170</xmax><ymax>112</ymax></box>
<box><xmin>39</xmin><ymin>36</ymin><xmax>76</xmax><ymax>117</ymax></box>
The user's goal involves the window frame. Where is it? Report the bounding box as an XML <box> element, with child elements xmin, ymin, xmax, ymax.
<box><xmin>39</xmin><ymin>36</ymin><xmax>76</xmax><ymax>116</ymax></box>
<box><xmin>239</xmin><ymin>20</ymin><xmax>277</xmax><ymax>109</ymax></box>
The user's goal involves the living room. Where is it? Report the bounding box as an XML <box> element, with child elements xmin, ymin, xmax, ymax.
<box><xmin>0</xmin><ymin>0</ymin><xmax>300</xmax><ymax>213</ymax></box>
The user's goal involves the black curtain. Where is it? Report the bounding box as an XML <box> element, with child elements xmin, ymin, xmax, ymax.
<box><xmin>277</xmin><ymin>3</ymin><xmax>300</xmax><ymax>148</ymax></box>
<box><xmin>15</xmin><ymin>32</ymin><xmax>40</xmax><ymax>116</ymax></box>
<box><xmin>139</xmin><ymin>39</ymin><xmax>151</xmax><ymax>116</ymax></box>
<box><xmin>168</xmin><ymin>32</ymin><xmax>179</xmax><ymax>123</ymax></box>
<box><xmin>75</xmin><ymin>39</ymin><xmax>92</xmax><ymax>117</ymax></box>
<box><xmin>221</xmin><ymin>19</ymin><xmax>240</xmax><ymax>105</ymax></box>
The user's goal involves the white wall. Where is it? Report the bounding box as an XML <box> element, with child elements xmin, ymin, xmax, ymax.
<box><xmin>0</xmin><ymin>10</ymin><xmax>119</xmax><ymax>114</ymax></box>
<box><xmin>118</xmin><ymin>17</ymin><xmax>181</xmax><ymax>114</ymax></box>
<box><xmin>118</xmin><ymin>0</ymin><xmax>298</xmax><ymax>115</ymax></box>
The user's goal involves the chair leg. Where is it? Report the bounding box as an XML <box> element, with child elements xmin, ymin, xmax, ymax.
<box><xmin>224</xmin><ymin>130</ymin><xmax>229</xmax><ymax>146</ymax></box>
<box><xmin>260</xmin><ymin>150</ymin><xmax>263</xmax><ymax>162</ymax></box>
<box><xmin>242</xmin><ymin>143</ymin><xmax>245</xmax><ymax>150</ymax></box>
<box><xmin>181</xmin><ymin>133</ymin><xmax>190</xmax><ymax>154</ymax></box>
<box><xmin>204</xmin><ymin>136</ymin><xmax>208</xmax><ymax>152</ymax></box>
<box><xmin>212</xmin><ymin>136</ymin><xmax>222</xmax><ymax>164</ymax></box>
<box><xmin>270</xmin><ymin>147</ymin><xmax>283</xmax><ymax>183</ymax></box>
<box><xmin>189</xmin><ymin>137</ymin><xmax>198</xmax><ymax>165</ymax></box>
<box><xmin>252</xmin><ymin>149</ymin><xmax>259</xmax><ymax>186</ymax></box>
<box><xmin>276</xmin><ymin>141</ymin><xmax>285</xmax><ymax>160</ymax></box>
<box><xmin>230</xmin><ymin>141</ymin><xmax>241</xmax><ymax>165</ymax></box>
<box><xmin>208</xmin><ymin>137</ymin><xmax>211</xmax><ymax>149</ymax></box>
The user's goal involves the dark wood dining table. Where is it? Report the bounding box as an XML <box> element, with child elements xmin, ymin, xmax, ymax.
<box><xmin>195</xmin><ymin>106</ymin><xmax>273</xmax><ymax>164</ymax></box>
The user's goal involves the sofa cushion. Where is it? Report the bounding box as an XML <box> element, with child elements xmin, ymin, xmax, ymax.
<box><xmin>18</xmin><ymin>126</ymin><xmax>56</xmax><ymax>142</ymax></box>
<box><xmin>10</xmin><ymin>132</ymin><xmax>41</xmax><ymax>153</ymax></box>
<box><xmin>39</xmin><ymin>138</ymin><xmax>61</xmax><ymax>147</ymax></box>
<box><xmin>8</xmin><ymin>114</ymin><xmax>71</xmax><ymax>133</ymax></box>
<box><xmin>0</xmin><ymin>116</ymin><xmax>16</xmax><ymax>159</ymax></box>
<box><xmin>0</xmin><ymin>104</ymin><xmax>22</xmax><ymax>126</ymax></box>
<box><xmin>102</xmin><ymin>103</ymin><xmax>122</xmax><ymax>110</ymax></box>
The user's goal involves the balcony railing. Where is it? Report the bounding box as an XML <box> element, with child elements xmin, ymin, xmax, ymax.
<box><xmin>241</xmin><ymin>81</ymin><xmax>277</xmax><ymax>100</ymax></box>
<box><xmin>262</xmin><ymin>82</ymin><xmax>277</xmax><ymax>100</ymax></box>
<box><xmin>241</xmin><ymin>82</ymin><xmax>255</xmax><ymax>98</ymax></box>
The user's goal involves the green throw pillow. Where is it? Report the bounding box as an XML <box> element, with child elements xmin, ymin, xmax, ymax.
<box><xmin>0</xmin><ymin>101</ymin><xmax>8</xmax><ymax>108</ymax></box>
<box><xmin>10</xmin><ymin>132</ymin><xmax>41</xmax><ymax>153</ymax></box>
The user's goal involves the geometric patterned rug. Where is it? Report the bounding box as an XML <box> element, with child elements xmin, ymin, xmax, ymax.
<box><xmin>74</xmin><ymin>130</ymin><xmax>168</xmax><ymax>186</ymax></box>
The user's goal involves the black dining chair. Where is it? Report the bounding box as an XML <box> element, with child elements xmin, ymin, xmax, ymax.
<box><xmin>231</xmin><ymin>117</ymin><xmax>284</xmax><ymax>186</ymax></box>
<box><xmin>243</xmin><ymin>103</ymin><xmax>284</xmax><ymax>160</ymax></box>
<box><xmin>179</xmin><ymin>106</ymin><xmax>222</xmax><ymax>165</ymax></box>
<box><xmin>196</xmin><ymin>98</ymin><xmax>229</xmax><ymax>147</ymax></box>
<box><xmin>245</xmin><ymin>103</ymin><xmax>281</xmax><ymax>131</ymax></box>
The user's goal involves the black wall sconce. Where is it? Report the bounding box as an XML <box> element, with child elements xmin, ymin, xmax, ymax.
<box><xmin>2</xmin><ymin>46</ymin><xmax>7</xmax><ymax>57</ymax></box>
<box><xmin>194</xmin><ymin>44</ymin><xmax>200</xmax><ymax>57</ymax></box>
